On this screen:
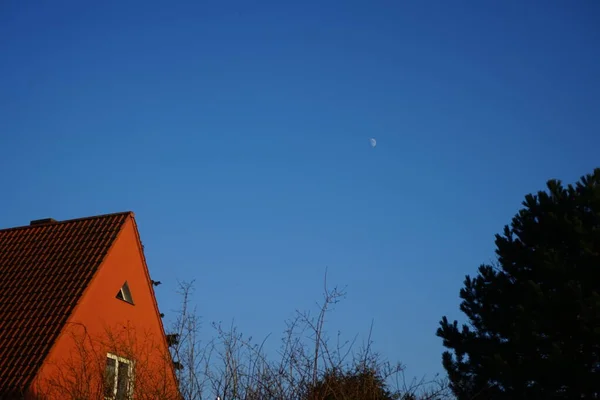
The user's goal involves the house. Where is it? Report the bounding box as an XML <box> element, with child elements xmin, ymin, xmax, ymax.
<box><xmin>0</xmin><ymin>212</ymin><xmax>180</xmax><ymax>399</ymax></box>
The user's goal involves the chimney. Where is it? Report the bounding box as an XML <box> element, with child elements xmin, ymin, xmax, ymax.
<box><xmin>30</xmin><ymin>218</ymin><xmax>58</xmax><ymax>226</ymax></box>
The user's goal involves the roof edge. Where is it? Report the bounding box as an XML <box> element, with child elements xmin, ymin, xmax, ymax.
<box><xmin>0</xmin><ymin>211</ymin><xmax>134</xmax><ymax>233</ymax></box>
<box><xmin>128</xmin><ymin>214</ymin><xmax>181</xmax><ymax>387</ymax></box>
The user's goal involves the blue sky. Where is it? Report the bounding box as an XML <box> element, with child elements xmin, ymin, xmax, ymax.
<box><xmin>1</xmin><ymin>0</ymin><xmax>599</xmax><ymax>382</ymax></box>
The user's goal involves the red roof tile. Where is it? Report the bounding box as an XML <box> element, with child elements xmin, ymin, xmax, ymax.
<box><xmin>0</xmin><ymin>212</ymin><xmax>131</xmax><ymax>395</ymax></box>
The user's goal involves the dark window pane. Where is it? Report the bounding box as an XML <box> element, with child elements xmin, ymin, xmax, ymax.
<box><xmin>104</xmin><ymin>358</ymin><xmax>116</xmax><ymax>397</ymax></box>
<box><xmin>116</xmin><ymin>362</ymin><xmax>130</xmax><ymax>400</ymax></box>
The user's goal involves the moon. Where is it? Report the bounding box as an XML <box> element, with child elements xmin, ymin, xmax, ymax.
<box><xmin>370</xmin><ymin>138</ymin><xmax>377</xmax><ymax>148</ymax></box>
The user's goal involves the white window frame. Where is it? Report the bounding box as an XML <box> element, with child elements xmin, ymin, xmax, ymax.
<box><xmin>104</xmin><ymin>352</ymin><xmax>135</xmax><ymax>400</ymax></box>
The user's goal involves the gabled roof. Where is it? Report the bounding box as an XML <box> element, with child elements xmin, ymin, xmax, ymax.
<box><xmin>0</xmin><ymin>212</ymin><xmax>132</xmax><ymax>395</ymax></box>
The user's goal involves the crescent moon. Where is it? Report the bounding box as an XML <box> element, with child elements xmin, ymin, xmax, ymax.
<box><xmin>370</xmin><ymin>138</ymin><xmax>377</xmax><ymax>148</ymax></box>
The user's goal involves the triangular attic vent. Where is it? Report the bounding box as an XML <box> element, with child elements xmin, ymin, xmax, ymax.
<box><xmin>116</xmin><ymin>281</ymin><xmax>134</xmax><ymax>304</ymax></box>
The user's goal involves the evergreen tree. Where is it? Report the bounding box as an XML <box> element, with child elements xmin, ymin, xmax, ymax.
<box><xmin>437</xmin><ymin>168</ymin><xmax>600</xmax><ymax>399</ymax></box>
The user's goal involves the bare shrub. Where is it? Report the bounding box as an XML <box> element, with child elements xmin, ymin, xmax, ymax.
<box><xmin>169</xmin><ymin>273</ymin><xmax>453</xmax><ymax>400</ymax></box>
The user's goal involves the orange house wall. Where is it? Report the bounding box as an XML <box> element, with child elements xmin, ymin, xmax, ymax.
<box><xmin>31</xmin><ymin>217</ymin><xmax>178</xmax><ymax>398</ymax></box>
